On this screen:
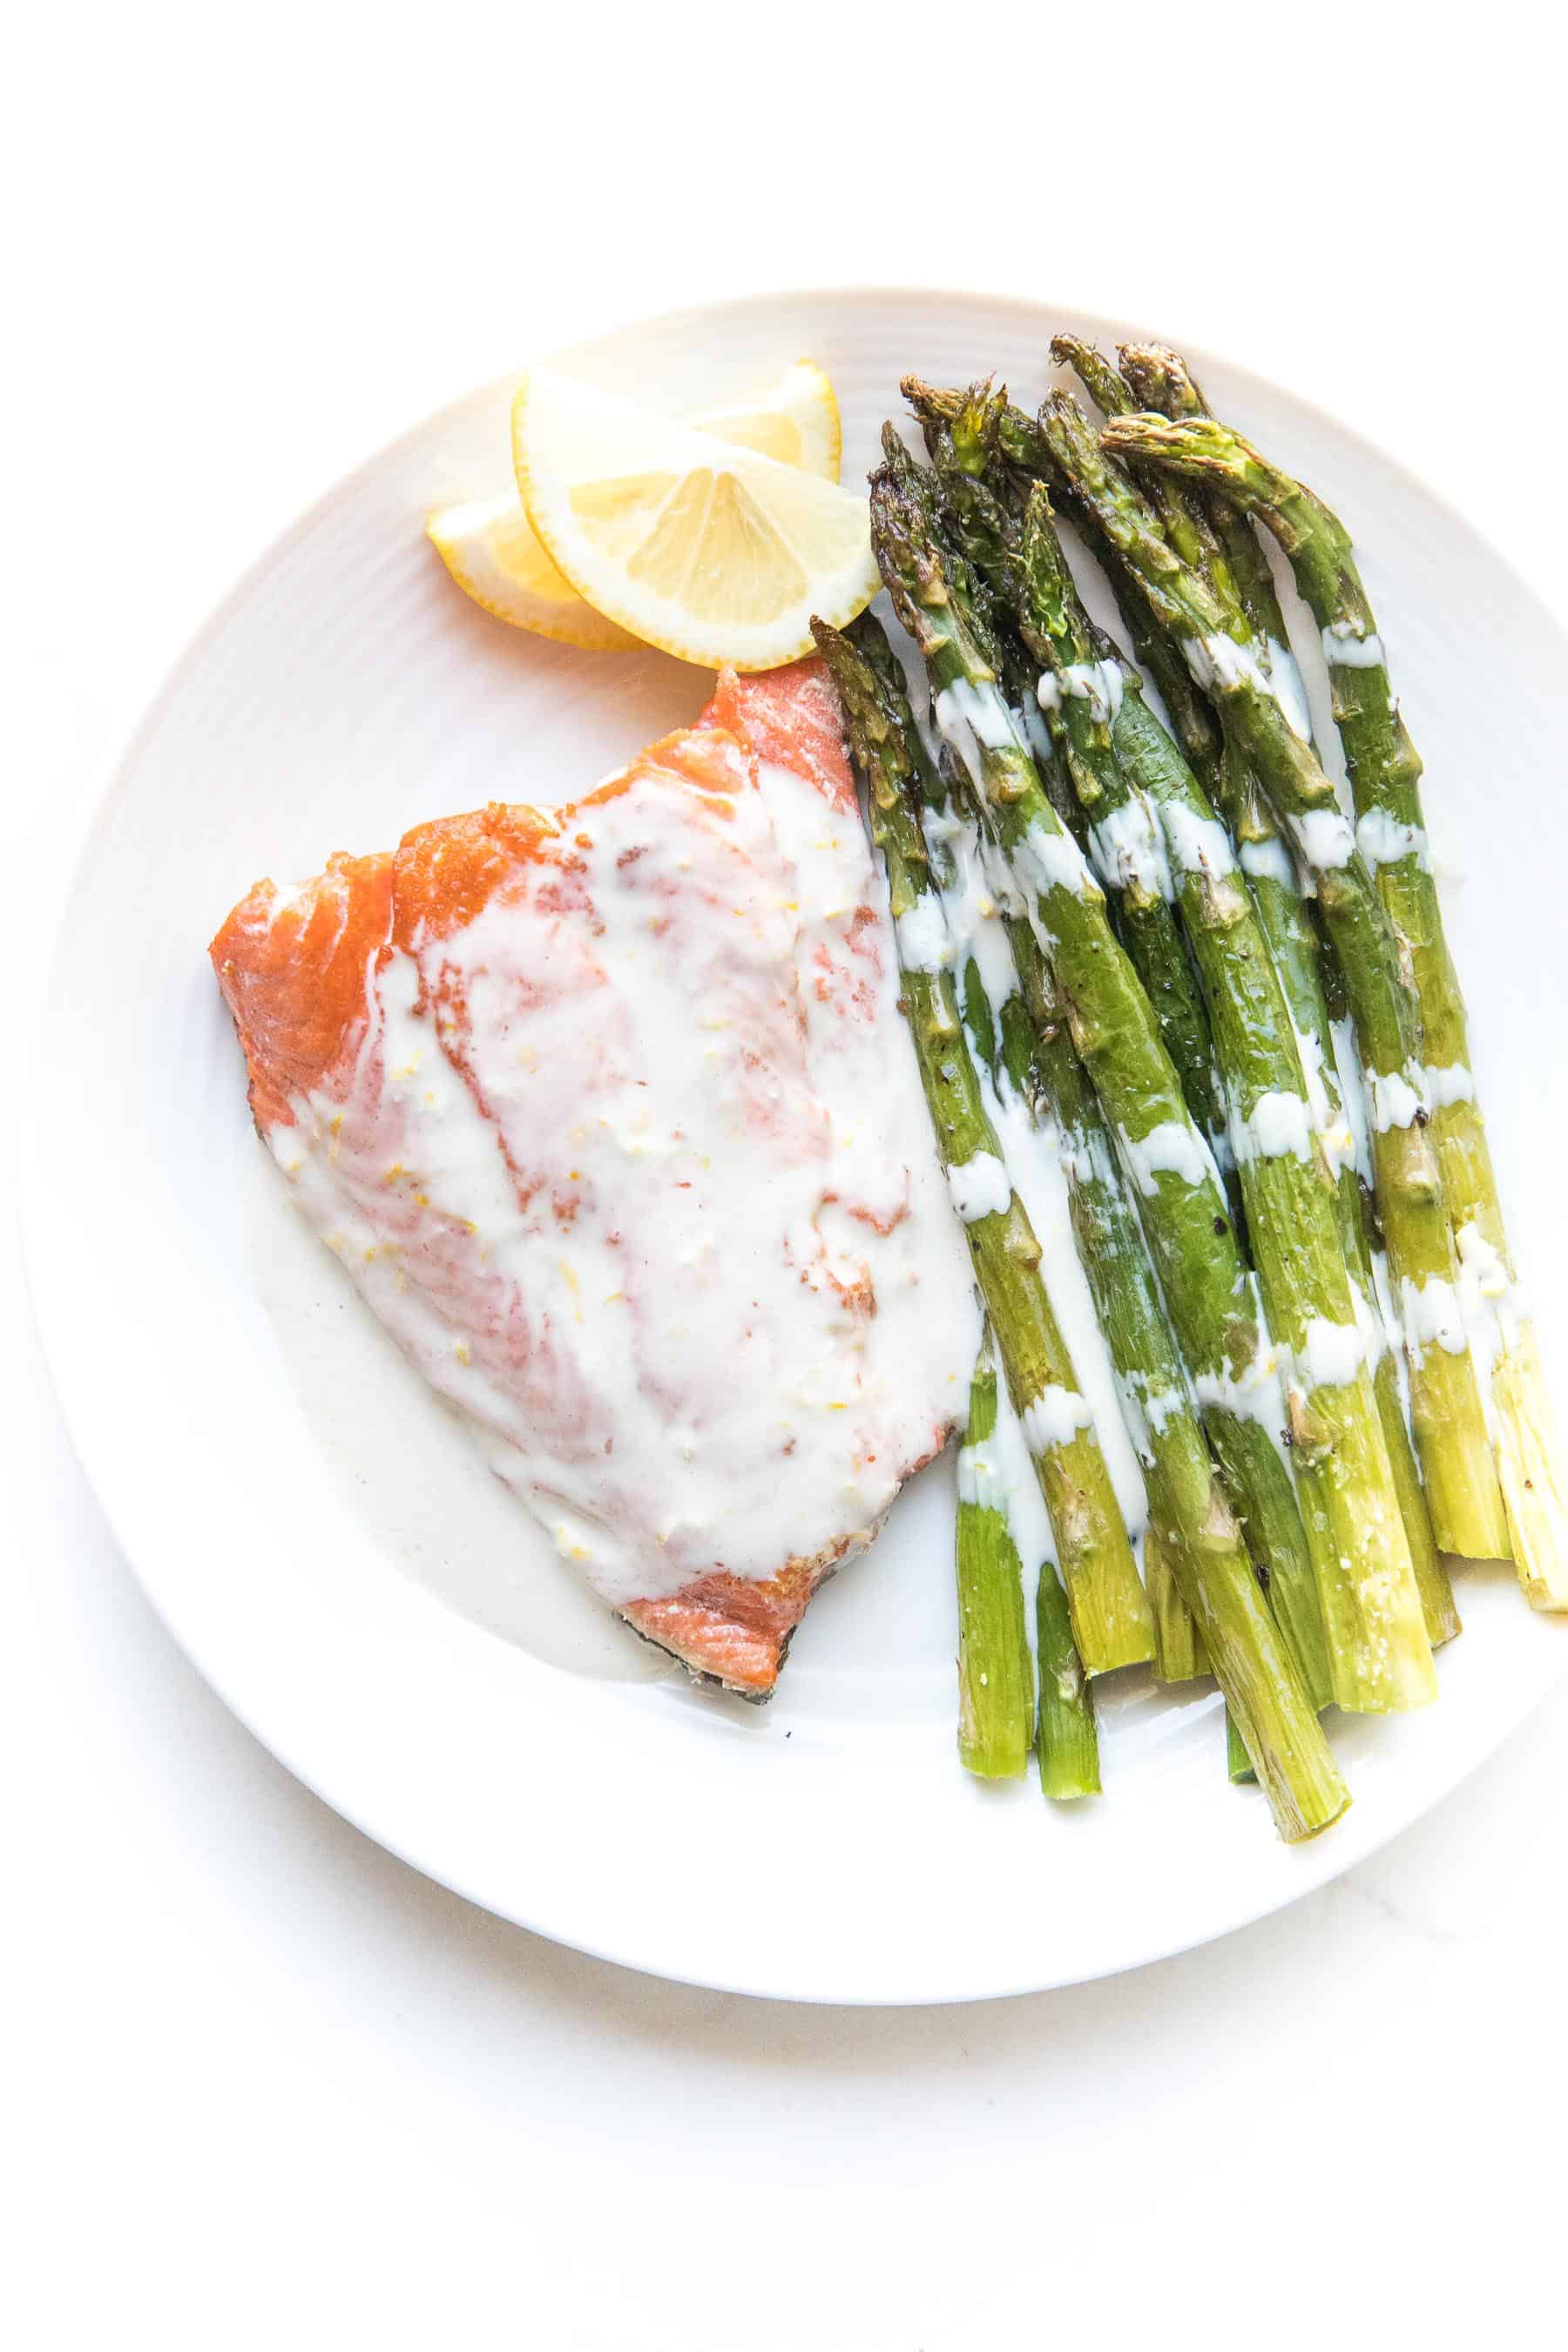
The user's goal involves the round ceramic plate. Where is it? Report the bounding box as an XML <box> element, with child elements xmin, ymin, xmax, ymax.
<box><xmin>23</xmin><ymin>290</ymin><xmax>1568</xmax><ymax>2003</ymax></box>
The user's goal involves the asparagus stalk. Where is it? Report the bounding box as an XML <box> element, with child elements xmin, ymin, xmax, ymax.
<box><xmin>916</xmin><ymin>413</ymin><xmax>1389</xmax><ymax>1707</ymax></box>
<box><xmin>954</xmin><ymin>1326</ymin><xmax>1037</xmax><ymax>1776</ymax></box>
<box><xmin>860</xmin><ymin>612</ymin><xmax>1207</xmax><ymax>1688</ymax></box>
<box><xmin>1227</xmin><ymin>1711</ymin><xmax>1258</xmax><ymax>1785</ymax></box>
<box><xmin>929</xmin><ymin>403</ymin><xmax>1242</xmax><ymax>1237</ymax></box>
<box><xmin>809</xmin><ymin>613</ymin><xmax>1152</xmax><ymax>1675</ymax></box>
<box><xmin>1101</xmin><ymin>351</ymin><xmax>1456</xmax><ymax>1644</ymax></box>
<box><xmin>1105</xmin><ymin>659</ymin><xmax>1436</xmax><ymax>1708</ymax></box>
<box><xmin>1000</xmin><ymin>912</ymin><xmax>1214</xmax><ymax>1688</ymax></box>
<box><xmin>1044</xmin><ymin>389</ymin><xmax>1509</xmax><ymax>1565</ymax></box>
<box><xmin>1116</xmin><ymin>343</ymin><xmax>1313</xmax><ymax>734</ymax></box>
<box><xmin>1314</xmin><ymin>947</ymin><xmax>1460</xmax><ymax>1642</ymax></box>
<box><xmin>1049</xmin><ymin>342</ymin><xmax>1458</xmax><ymax>1680</ymax></box>
<box><xmin>1104</xmin><ymin>399</ymin><xmax>1567</xmax><ymax>1609</ymax></box>
<box><xmin>819</xmin><ymin>612</ymin><xmax>1348</xmax><ymax>1839</ymax></box>
<box><xmin>1036</xmin><ymin>1563</ymin><xmax>1102</xmax><ymax>1799</ymax></box>
<box><xmin>1051</xmin><ymin>335</ymin><xmax>1241</xmax><ymax>625</ymax></box>
<box><xmin>919</xmin><ymin>363</ymin><xmax>1455</xmax><ymax>1656</ymax></box>
<box><xmin>864</xmin><ymin>453</ymin><xmax>1344</xmax><ymax>1705</ymax></box>
<box><xmin>1144</xmin><ymin>1526</ymin><xmax>1208</xmax><ymax>1681</ymax></box>
<box><xmin>908</xmin><ymin>368</ymin><xmax>1227</xmax><ymax>789</ymax></box>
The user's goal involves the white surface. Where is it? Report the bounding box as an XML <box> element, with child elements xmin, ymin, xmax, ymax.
<box><xmin>27</xmin><ymin>284</ymin><xmax>1568</xmax><ymax>2002</ymax></box>
<box><xmin>7</xmin><ymin>3</ymin><xmax>1568</xmax><ymax>2341</ymax></box>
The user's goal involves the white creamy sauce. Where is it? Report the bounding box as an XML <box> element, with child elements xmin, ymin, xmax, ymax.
<box><xmin>1319</xmin><ymin>1119</ymin><xmax>1359</xmax><ymax>1182</ymax></box>
<box><xmin>1454</xmin><ymin>1221</ymin><xmax>1523</xmax><ymax>1434</ymax></box>
<box><xmin>947</xmin><ymin>1151</ymin><xmax>1012</xmax><ymax>1224</ymax></box>
<box><xmin>1289</xmin><ymin>1017</ymin><xmax>1355</xmax><ymax>1183</ymax></box>
<box><xmin>1182</xmin><ymin>632</ymin><xmax>1274</xmax><ymax>701</ymax></box>
<box><xmin>1111</xmin><ymin>1372</ymin><xmax>1191</xmax><ymax>1472</ymax></box>
<box><xmin>1290</xmin><ymin>1313</ymin><xmax>1366</xmax><ymax>1393</ymax></box>
<box><xmin>1020</xmin><ymin>701</ymin><xmax>1057</xmax><ymax>772</ymax></box>
<box><xmin>1238</xmin><ymin>835</ymin><xmax>1296</xmax><ymax>890</ymax></box>
<box><xmin>1329</xmin><ymin>1017</ymin><xmax>1375</xmax><ymax>1186</ymax></box>
<box><xmin>978</xmin><ymin>1054</ymin><xmax>1149</xmax><ymax>1537</ymax></box>
<box><xmin>893</xmin><ymin>891</ymin><xmax>952</xmax><ymax>976</ymax></box>
<box><xmin>934</xmin><ymin>678</ymin><xmax>1023</xmax><ymax>789</ymax></box>
<box><xmin>1160</xmin><ymin>801</ymin><xmax>1238</xmax><ymax>879</ymax></box>
<box><xmin>930</xmin><ymin>795</ymin><xmax>1150</xmax><ymax>1538</ymax></box>
<box><xmin>1321</xmin><ymin>621</ymin><xmax>1388</xmax><ymax>670</ymax></box>
<box><xmin>1293</xmin><ymin>809</ymin><xmax>1357</xmax><ymax>871</ymax></box>
<box><xmin>1021</xmin><ymin>1388</ymin><xmax>1096</xmax><ymax>1453</ymax></box>
<box><xmin>1087</xmin><ymin>794</ymin><xmax>1175</xmax><ymax>901</ymax></box>
<box><xmin>987</xmin><ymin>1369</ymin><xmax>1058</xmax><ymax>1573</ymax></box>
<box><xmin>1423</xmin><ymin>1062</ymin><xmax>1477</xmax><ymax>1108</ymax></box>
<box><xmin>265</xmin><ymin>745</ymin><xmax>976</xmax><ymax>1610</ymax></box>
<box><xmin>1368</xmin><ymin>1064</ymin><xmax>1430</xmax><ymax>1134</ymax></box>
<box><xmin>1185</xmin><ymin>630</ymin><xmax>1322</xmax><ymax>751</ymax></box>
<box><xmin>1013</xmin><ymin>817</ymin><xmax>1095</xmax><ymax>902</ymax></box>
<box><xmin>931</xmin><ymin>688</ymin><xmax>984</xmax><ymax>790</ymax></box>
<box><xmin>1399</xmin><ymin>1274</ymin><xmax>1470</xmax><ymax>1362</ymax></box>
<box><xmin>926</xmin><ymin>806</ymin><xmax>1024</xmax><ymax>1015</ymax></box>
<box><xmin>1265</xmin><ymin>638</ymin><xmax>1314</xmax><ymax>743</ymax></box>
<box><xmin>242</xmin><ymin>1136</ymin><xmax>677</xmax><ymax>1683</ymax></box>
<box><xmin>956</xmin><ymin>1440</ymin><xmax>1010</xmax><ymax>1514</ymax></box>
<box><xmin>1192</xmin><ymin>1317</ymin><xmax>1294</xmax><ymax>1470</ymax></box>
<box><xmin>1288</xmin><ymin>1019</ymin><xmax>1334</xmax><ymax>1135</ymax></box>
<box><xmin>1036</xmin><ymin>659</ymin><xmax>1124</xmax><ymax>727</ymax></box>
<box><xmin>1230</xmin><ymin>1087</ymin><xmax>1314</xmax><ymax>1167</ymax></box>
<box><xmin>955</xmin><ymin>674</ymin><xmax>1026</xmax><ymax>751</ymax></box>
<box><xmin>1369</xmin><ymin>1246</ymin><xmax>1413</xmax><ymax>1427</ymax></box>
<box><xmin>1116</xmin><ymin>1118</ymin><xmax>1221</xmax><ymax>1200</ymax></box>
<box><xmin>1347</xmin><ymin>1273</ymin><xmax>1390</xmax><ymax>1369</ymax></box>
<box><xmin>1356</xmin><ymin>809</ymin><xmax>1429</xmax><ymax>870</ymax></box>
<box><xmin>1144</xmin><ymin>1384</ymin><xmax>1186</xmax><ymax>1436</ymax></box>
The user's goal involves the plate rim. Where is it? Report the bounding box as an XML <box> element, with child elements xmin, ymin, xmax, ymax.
<box><xmin>21</xmin><ymin>281</ymin><xmax>1568</xmax><ymax>2005</ymax></box>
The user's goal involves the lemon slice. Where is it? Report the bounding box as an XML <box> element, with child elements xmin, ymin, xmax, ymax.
<box><xmin>688</xmin><ymin>359</ymin><xmax>841</xmax><ymax>477</ymax></box>
<box><xmin>428</xmin><ymin>490</ymin><xmax>645</xmax><ymax>651</ymax></box>
<box><xmin>513</xmin><ymin>368</ymin><xmax>880</xmax><ymax>672</ymax></box>
<box><xmin>429</xmin><ymin>361</ymin><xmax>841</xmax><ymax>654</ymax></box>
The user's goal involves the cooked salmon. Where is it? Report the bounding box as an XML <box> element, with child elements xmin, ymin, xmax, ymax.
<box><xmin>211</xmin><ymin>660</ymin><xmax>975</xmax><ymax>1695</ymax></box>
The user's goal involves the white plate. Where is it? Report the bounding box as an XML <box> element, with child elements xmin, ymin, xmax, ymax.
<box><xmin>23</xmin><ymin>289</ymin><xmax>1568</xmax><ymax>2004</ymax></box>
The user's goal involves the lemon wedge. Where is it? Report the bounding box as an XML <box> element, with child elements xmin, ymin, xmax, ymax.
<box><xmin>513</xmin><ymin>368</ymin><xmax>880</xmax><ymax>671</ymax></box>
<box><xmin>428</xmin><ymin>490</ymin><xmax>645</xmax><ymax>651</ymax></box>
<box><xmin>688</xmin><ymin>359</ymin><xmax>841</xmax><ymax>477</ymax></box>
<box><xmin>429</xmin><ymin>361</ymin><xmax>842</xmax><ymax>654</ymax></box>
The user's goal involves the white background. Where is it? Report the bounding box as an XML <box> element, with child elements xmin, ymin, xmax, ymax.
<box><xmin>6</xmin><ymin>6</ymin><xmax>1565</xmax><ymax>2344</ymax></box>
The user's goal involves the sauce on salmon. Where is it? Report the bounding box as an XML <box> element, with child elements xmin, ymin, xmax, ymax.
<box><xmin>211</xmin><ymin>661</ymin><xmax>976</xmax><ymax>1694</ymax></box>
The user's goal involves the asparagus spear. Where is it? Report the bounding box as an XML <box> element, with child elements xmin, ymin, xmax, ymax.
<box><xmin>904</xmin><ymin>419</ymin><xmax>1409</xmax><ymax>1709</ymax></box>
<box><xmin>984</xmin><ymin>458</ymin><xmax>1435</xmax><ymax>1708</ymax></box>
<box><xmin>954</xmin><ymin>1326</ymin><xmax>1037</xmax><ymax>1776</ymax></box>
<box><xmin>994</xmin><ymin>875</ymin><xmax>1213</xmax><ymax>1688</ymax></box>
<box><xmin>923</xmin><ymin>360</ymin><xmax>1455</xmax><ymax>1652</ymax></box>
<box><xmin>1101</xmin><ymin>350</ymin><xmax>1456</xmax><ymax>1643</ymax></box>
<box><xmin>1035</xmin><ymin>1563</ymin><xmax>1102</xmax><ymax>1799</ymax></box>
<box><xmin>857</xmin><ymin>612</ymin><xmax>1206</xmax><ymax>1689</ymax></box>
<box><xmin>1043</xmin><ymin>390</ymin><xmax>1509</xmax><ymax>1566</ymax></box>
<box><xmin>1116</xmin><ymin>343</ymin><xmax>1314</xmax><ymax>737</ymax></box>
<box><xmin>1227</xmin><ymin>1711</ymin><xmax>1258</xmax><ymax>1786</ymax></box>
<box><xmin>1104</xmin><ymin>399</ymin><xmax>1567</xmax><ymax>1610</ymax></box>
<box><xmin>808</xmin><ymin>612</ymin><xmax>1152</xmax><ymax>1675</ymax></box>
<box><xmin>928</xmin><ymin>401</ymin><xmax>1242</xmax><ymax>1235</ymax></box>
<box><xmin>1051</xmin><ymin>335</ymin><xmax>1241</xmax><ymax>625</ymax></box>
<box><xmin>865</xmin><ymin>446</ymin><xmax>1340</xmax><ymax>1705</ymax></box>
<box><xmin>818</xmin><ymin>613</ymin><xmax>1348</xmax><ymax>1839</ymax></box>
<box><xmin>907</xmin><ymin>368</ymin><xmax>1227</xmax><ymax>787</ymax></box>
<box><xmin>1105</xmin><ymin>654</ymin><xmax>1436</xmax><ymax>1709</ymax></box>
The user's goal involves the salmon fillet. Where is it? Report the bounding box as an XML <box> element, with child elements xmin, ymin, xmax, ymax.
<box><xmin>212</xmin><ymin>660</ymin><xmax>974</xmax><ymax>1695</ymax></box>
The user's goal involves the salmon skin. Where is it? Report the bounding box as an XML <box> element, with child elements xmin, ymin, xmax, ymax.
<box><xmin>212</xmin><ymin>660</ymin><xmax>974</xmax><ymax>1697</ymax></box>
